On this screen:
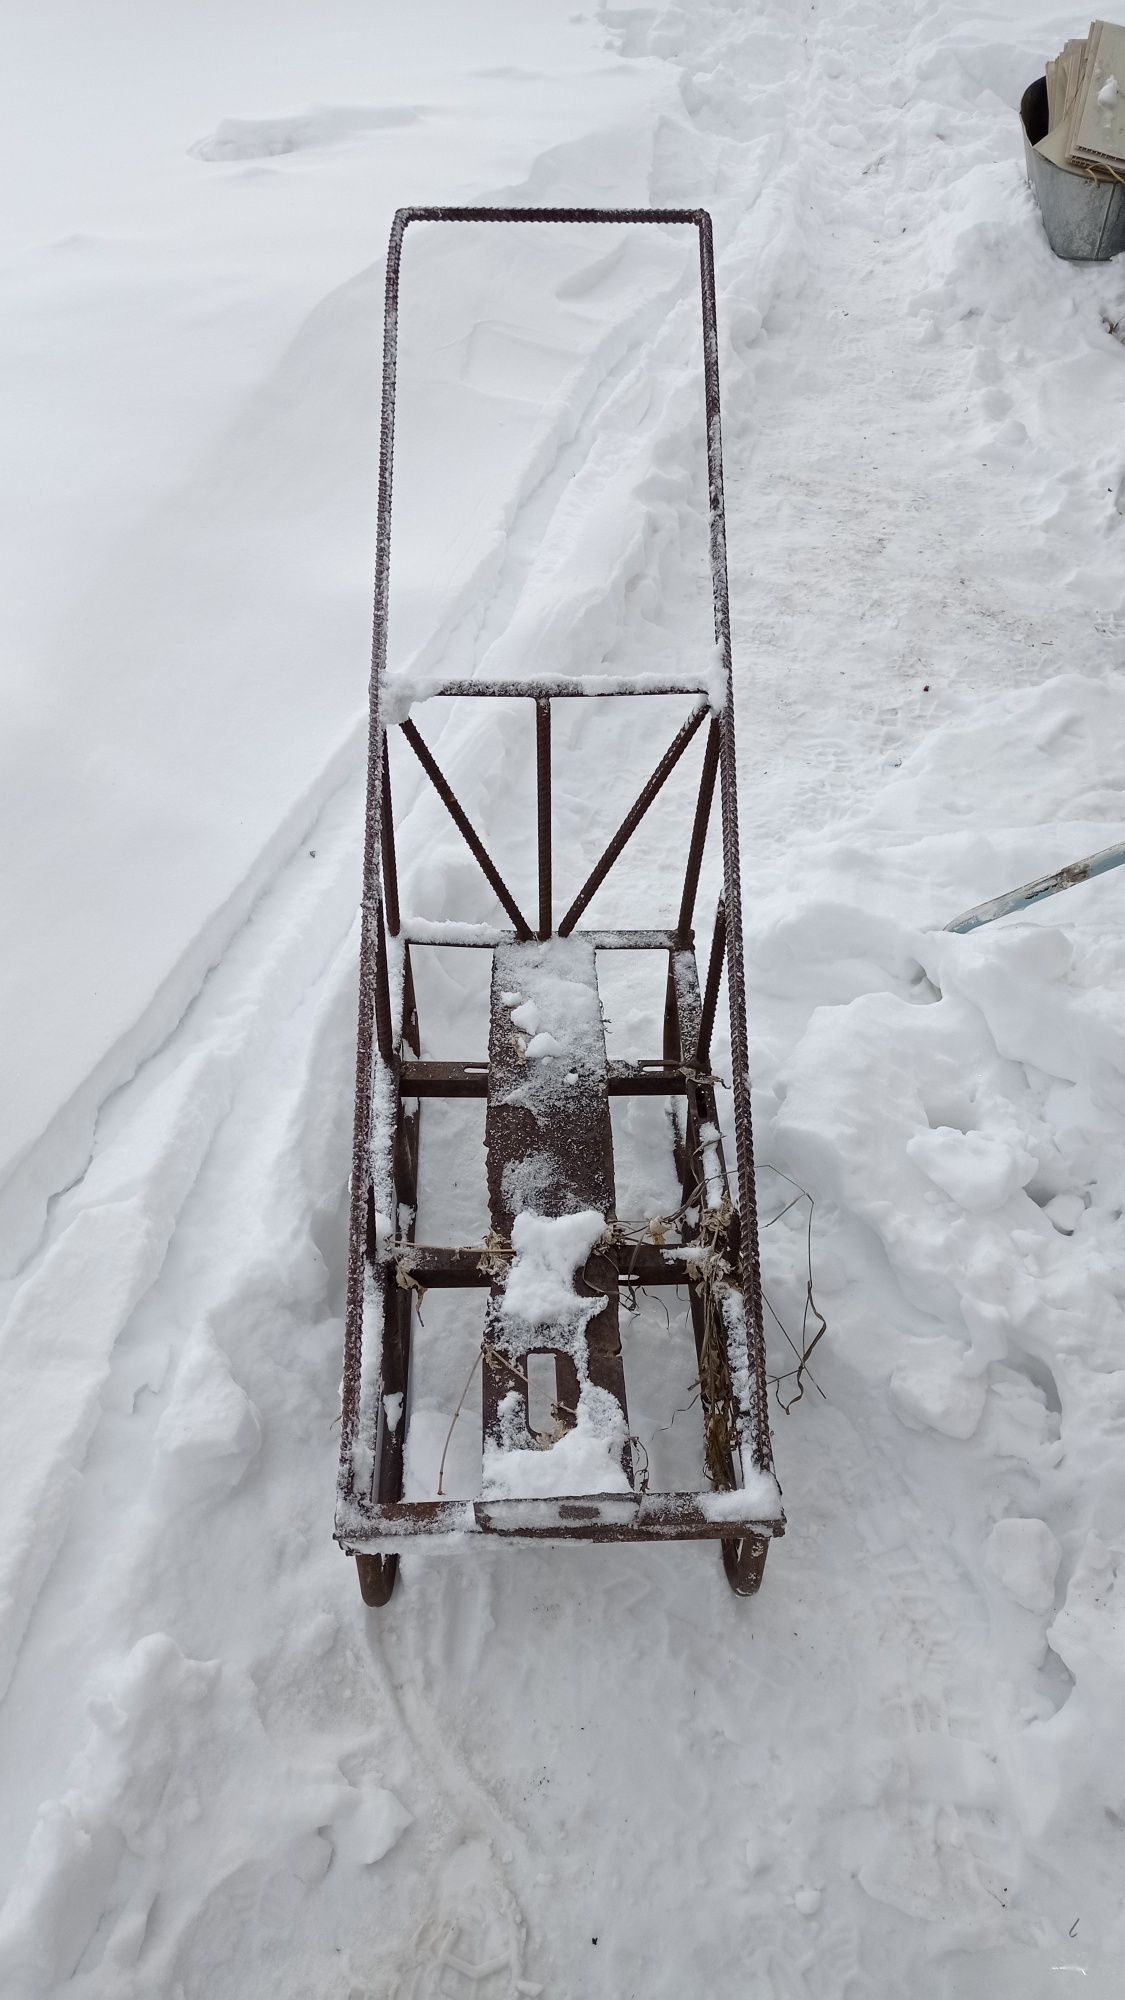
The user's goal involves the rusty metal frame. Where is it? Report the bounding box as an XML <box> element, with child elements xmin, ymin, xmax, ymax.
<box><xmin>336</xmin><ymin>205</ymin><xmax>781</xmax><ymax>1605</ymax></box>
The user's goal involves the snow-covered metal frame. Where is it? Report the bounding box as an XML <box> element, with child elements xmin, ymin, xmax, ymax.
<box><xmin>336</xmin><ymin>206</ymin><xmax>783</xmax><ymax>1605</ymax></box>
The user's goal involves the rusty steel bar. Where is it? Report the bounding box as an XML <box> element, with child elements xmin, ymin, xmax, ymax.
<box><xmin>672</xmin><ymin>949</ymin><xmax>704</xmax><ymax>1066</ymax></box>
<box><xmin>373</xmin><ymin>905</ymin><xmax>394</xmax><ymax>1065</ymax></box>
<box><xmin>697</xmin><ymin>894</ymin><xmax>726</xmax><ymax>1071</ymax></box>
<box><xmin>357</xmin><ymin>1048</ymin><xmax>422</xmax><ymax>1606</ymax></box>
<box><xmin>557</xmin><ymin>703</ymin><xmax>708</xmax><ymax>936</ymax></box>
<box><xmin>420</xmin><ymin>676</ymin><xmax>711</xmax><ymax>701</ymax></box>
<box><xmin>536</xmin><ymin>699</ymin><xmax>552</xmax><ymax>940</ymax></box>
<box><xmin>677</xmin><ymin>717</ymin><xmax>721</xmax><ymax>946</ymax></box>
<box><xmin>340</xmin><ymin>1492</ymin><xmax>784</xmax><ymax>1547</ymax></box>
<box><xmin>697</xmin><ymin>208</ymin><xmax>773</xmax><ymax>1483</ymax></box>
<box><xmin>394</xmin><ymin>203</ymin><xmax>707</xmax><ymax>227</ymax></box>
<box><xmin>400</xmin><ymin>923</ymin><xmax>684</xmax><ymax>951</ymax></box>
<box><xmin>383</xmin><ymin>1241</ymin><xmax>712</xmax><ymax>1288</ymax></box>
<box><xmin>400</xmin><ymin>718</ymin><xmax>533</xmax><ymax>939</ymax></box>
<box><xmin>340</xmin><ymin>208</ymin><xmax>411</xmax><ymax>1500</ymax></box>
<box><xmin>400</xmin><ymin>1060</ymin><xmax>489</xmax><ymax>1097</ymax></box>
<box><xmin>400</xmin><ymin>1057</ymin><xmax>695</xmax><ymax>1098</ymax></box>
<box><xmin>381</xmin><ymin>740</ymin><xmax>401</xmax><ymax>938</ymax></box>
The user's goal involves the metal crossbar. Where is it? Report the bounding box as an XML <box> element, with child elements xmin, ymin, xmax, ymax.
<box><xmin>419</xmin><ymin>675</ymin><xmax>713</xmax><ymax>700</ymax></box>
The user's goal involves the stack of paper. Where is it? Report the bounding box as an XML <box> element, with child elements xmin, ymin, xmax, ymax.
<box><xmin>1037</xmin><ymin>20</ymin><xmax>1125</xmax><ymax>175</ymax></box>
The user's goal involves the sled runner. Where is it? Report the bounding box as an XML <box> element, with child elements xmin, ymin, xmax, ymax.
<box><xmin>335</xmin><ymin>206</ymin><xmax>784</xmax><ymax>1605</ymax></box>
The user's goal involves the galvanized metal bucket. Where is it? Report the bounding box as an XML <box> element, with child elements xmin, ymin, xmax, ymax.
<box><xmin>1021</xmin><ymin>75</ymin><xmax>1125</xmax><ymax>261</ymax></box>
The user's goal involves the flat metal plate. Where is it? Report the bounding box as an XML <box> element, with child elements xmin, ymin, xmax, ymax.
<box><xmin>481</xmin><ymin>938</ymin><xmax>631</xmax><ymax>1474</ymax></box>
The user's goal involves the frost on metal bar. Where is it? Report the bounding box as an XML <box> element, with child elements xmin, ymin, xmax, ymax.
<box><xmin>336</xmin><ymin>205</ymin><xmax>782</xmax><ymax>1607</ymax></box>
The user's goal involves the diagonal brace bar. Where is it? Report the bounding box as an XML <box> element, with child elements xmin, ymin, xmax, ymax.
<box><xmin>677</xmin><ymin>717</ymin><xmax>720</xmax><ymax>945</ymax></box>
<box><xmin>557</xmin><ymin>702</ymin><xmax>709</xmax><ymax>936</ymax></box>
<box><xmin>400</xmin><ymin>719</ymin><xmax>533</xmax><ymax>939</ymax></box>
<box><xmin>697</xmin><ymin>892</ymin><xmax>725</xmax><ymax>1069</ymax></box>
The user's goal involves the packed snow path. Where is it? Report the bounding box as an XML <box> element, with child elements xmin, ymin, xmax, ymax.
<box><xmin>3</xmin><ymin>0</ymin><xmax>1125</xmax><ymax>1995</ymax></box>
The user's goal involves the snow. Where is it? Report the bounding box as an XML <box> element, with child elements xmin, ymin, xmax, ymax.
<box><xmin>499</xmin><ymin>940</ymin><xmax>607</xmax><ymax>1090</ymax></box>
<box><xmin>153</xmin><ymin>1337</ymin><xmax>263</xmax><ymax>1499</ymax></box>
<box><xmin>793</xmin><ymin>1885</ymin><xmax>823</xmax><ymax>1918</ymax></box>
<box><xmin>485</xmin><ymin>1212</ymin><xmax>632</xmax><ymax>1498</ymax></box>
<box><xmin>890</xmin><ymin>1337</ymin><xmax>991</xmax><ymax>1441</ymax></box>
<box><xmin>482</xmin><ymin>1384</ymin><xmax>632</xmax><ymax>1500</ymax></box>
<box><xmin>698</xmin><ymin>1471</ymin><xmax>784</xmax><ymax>1521</ymax></box>
<box><xmin>987</xmin><ymin>1517</ymin><xmax>1062</xmax><ymax>1615</ymax></box>
<box><xmin>4</xmin><ymin>0</ymin><xmax>1125</xmax><ymax>1993</ymax></box>
<box><xmin>905</xmin><ymin>1124</ymin><xmax>1038</xmax><ymax>1213</ymax></box>
<box><xmin>499</xmin><ymin>1209</ymin><xmax>606</xmax><ymax>1335</ymax></box>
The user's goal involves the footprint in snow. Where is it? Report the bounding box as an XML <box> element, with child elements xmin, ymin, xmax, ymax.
<box><xmin>385</xmin><ymin>1838</ymin><xmax>537</xmax><ymax>2000</ymax></box>
<box><xmin>154</xmin><ymin>1335</ymin><xmax>261</xmax><ymax>1499</ymax></box>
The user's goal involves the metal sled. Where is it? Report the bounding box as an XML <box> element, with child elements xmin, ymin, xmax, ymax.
<box><xmin>335</xmin><ymin>206</ymin><xmax>784</xmax><ymax>1604</ymax></box>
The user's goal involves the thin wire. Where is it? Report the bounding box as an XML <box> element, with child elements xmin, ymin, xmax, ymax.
<box><xmin>436</xmin><ymin>1350</ymin><xmax>483</xmax><ymax>1497</ymax></box>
